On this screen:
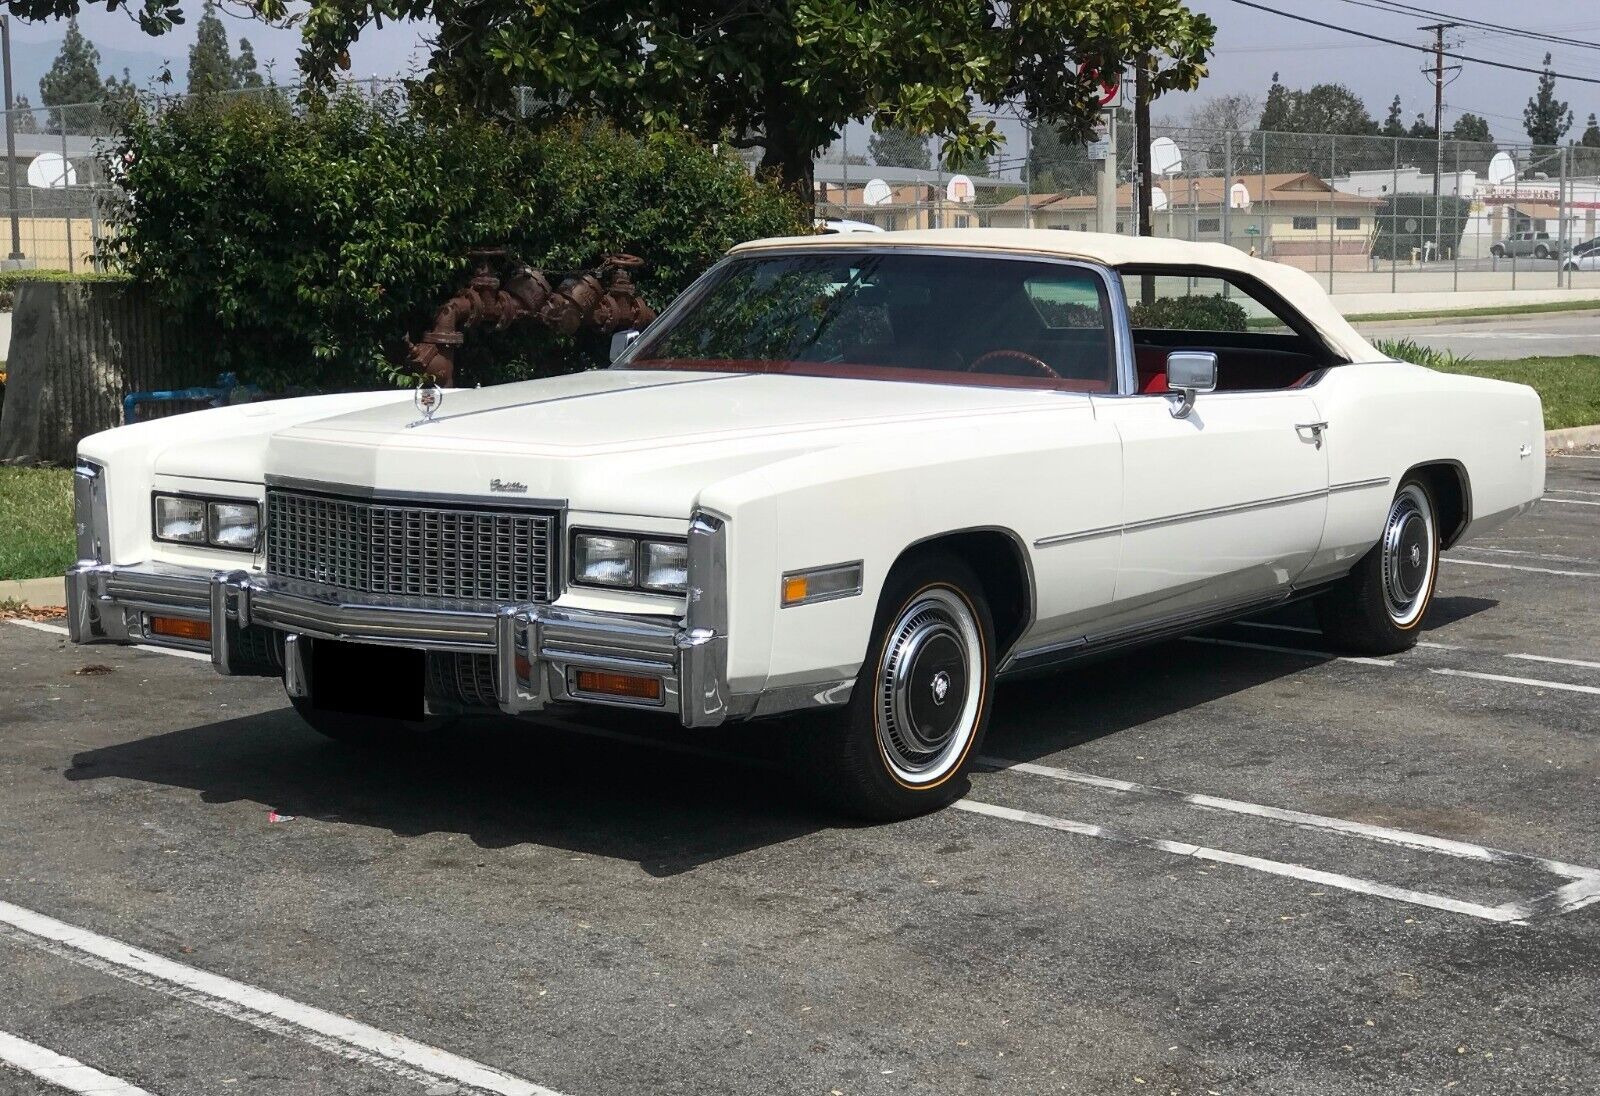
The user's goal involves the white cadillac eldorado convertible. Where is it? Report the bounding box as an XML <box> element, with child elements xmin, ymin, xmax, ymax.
<box><xmin>66</xmin><ymin>230</ymin><xmax>1545</xmax><ymax>819</ymax></box>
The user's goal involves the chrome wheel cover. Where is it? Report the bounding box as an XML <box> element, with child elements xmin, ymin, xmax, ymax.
<box><xmin>1381</xmin><ymin>483</ymin><xmax>1436</xmax><ymax>627</ymax></box>
<box><xmin>875</xmin><ymin>587</ymin><xmax>985</xmax><ymax>786</ymax></box>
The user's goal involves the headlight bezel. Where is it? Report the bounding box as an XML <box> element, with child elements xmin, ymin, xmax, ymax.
<box><xmin>152</xmin><ymin>491</ymin><xmax>261</xmax><ymax>553</ymax></box>
<box><xmin>570</xmin><ymin>529</ymin><xmax>689</xmax><ymax>595</ymax></box>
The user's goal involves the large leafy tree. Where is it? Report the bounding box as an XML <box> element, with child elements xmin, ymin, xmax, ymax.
<box><xmin>1523</xmin><ymin>53</ymin><xmax>1572</xmax><ymax>149</ymax></box>
<box><xmin>12</xmin><ymin>0</ymin><xmax>1215</xmax><ymax>204</ymax></box>
<box><xmin>38</xmin><ymin>16</ymin><xmax>133</xmax><ymax>133</ymax></box>
<box><xmin>1450</xmin><ymin>113</ymin><xmax>1492</xmax><ymax>144</ymax></box>
<box><xmin>869</xmin><ymin>126</ymin><xmax>931</xmax><ymax>170</ymax></box>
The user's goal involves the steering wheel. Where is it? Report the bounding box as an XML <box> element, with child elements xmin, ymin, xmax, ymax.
<box><xmin>965</xmin><ymin>349</ymin><xmax>1060</xmax><ymax>379</ymax></box>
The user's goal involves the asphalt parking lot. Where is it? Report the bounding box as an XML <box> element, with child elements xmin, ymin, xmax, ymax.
<box><xmin>2</xmin><ymin>452</ymin><xmax>1598</xmax><ymax>1096</ymax></box>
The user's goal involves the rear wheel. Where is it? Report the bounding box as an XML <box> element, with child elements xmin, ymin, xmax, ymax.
<box><xmin>1316</xmin><ymin>478</ymin><xmax>1439</xmax><ymax>655</ymax></box>
<box><xmin>802</xmin><ymin>552</ymin><xmax>995</xmax><ymax>821</ymax></box>
<box><xmin>1489</xmin><ymin>245</ymin><xmax>1505</xmax><ymax>258</ymax></box>
<box><xmin>1535</xmin><ymin>245</ymin><xmax>1550</xmax><ymax>259</ymax></box>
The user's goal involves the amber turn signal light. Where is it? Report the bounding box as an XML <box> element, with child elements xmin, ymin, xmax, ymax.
<box><xmin>149</xmin><ymin>616</ymin><xmax>212</xmax><ymax>642</ymax></box>
<box><xmin>573</xmin><ymin>670</ymin><xmax>662</xmax><ymax>702</ymax></box>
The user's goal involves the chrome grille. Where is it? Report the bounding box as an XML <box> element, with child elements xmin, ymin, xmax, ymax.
<box><xmin>266</xmin><ymin>488</ymin><xmax>554</xmax><ymax>603</ymax></box>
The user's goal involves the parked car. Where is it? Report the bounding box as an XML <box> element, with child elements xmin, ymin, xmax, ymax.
<box><xmin>816</xmin><ymin>217</ymin><xmax>887</xmax><ymax>234</ymax></box>
<box><xmin>1563</xmin><ymin>239</ymin><xmax>1600</xmax><ymax>270</ymax></box>
<box><xmin>1490</xmin><ymin>231</ymin><xmax>1568</xmax><ymax>259</ymax></box>
<box><xmin>66</xmin><ymin>230</ymin><xmax>1545</xmax><ymax>820</ymax></box>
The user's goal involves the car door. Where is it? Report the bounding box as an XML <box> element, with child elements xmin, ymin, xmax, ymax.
<box><xmin>1088</xmin><ymin>270</ymin><xmax>1330</xmax><ymax>636</ymax></box>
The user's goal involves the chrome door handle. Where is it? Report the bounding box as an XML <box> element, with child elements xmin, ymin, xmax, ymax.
<box><xmin>1295</xmin><ymin>421</ymin><xmax>1328</xmax><ymax>448</ymax></box>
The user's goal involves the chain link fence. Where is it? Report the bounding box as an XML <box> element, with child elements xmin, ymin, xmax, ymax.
<box><xmin>815</xmin><ymin>113</ymin><xmax>1600</xmax><ymax>296</ymax></box>
<box><xmin>5</xmin><ymin>92</ymin><xmax>1598</xmax><ymax>295</ymax></box>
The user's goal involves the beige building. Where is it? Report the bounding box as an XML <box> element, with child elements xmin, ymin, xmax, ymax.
<box><xmin>988</xmin><ymin>172</ymin><xmax>1383</xmax><ymax>273</ymax></box>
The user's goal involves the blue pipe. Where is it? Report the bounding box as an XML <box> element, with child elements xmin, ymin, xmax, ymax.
<box><xmin>123</xmin><ymin>373</ymin><xmax>261</xmax><ymax>424</ymax></box>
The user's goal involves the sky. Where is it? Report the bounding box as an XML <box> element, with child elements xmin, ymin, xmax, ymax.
<box><xmin>7</xmin><ymin>0</ymin><xmax>1598</xmax><ymax>146</ymax></box>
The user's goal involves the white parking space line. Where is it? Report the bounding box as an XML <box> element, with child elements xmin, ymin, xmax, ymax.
<box><xmin>1444</xmin><ymin>558</ymin><xmax>1600</xmax><ymax>578</ymax></box>
<box><xmin>1507</xmin><ymin>652</ymin><xmax>1600</xmax><ymax>671</ymax></box>
<box><xmin>968</xmin><ymin>757</ymin><xmax>1600</xmax><ymax>923</ymax></box>
<box><xmin>1550</xmin><ymin>453</ymin><xmax>1600</xmax><ymax>459</ymax></box>
<box><xmin>1429</xmin><ymin>667</ymin><xmax>1600</xmax><ymax>696</ymax></box>
<box><xmin>1546</xmin><ymin>488</ymin><xmax>1600</xmax><ymax>497</ymax></box>
<box><xmin>1542</xmin><ymin>497</ymin><xmax>1600</xmax><ymax>507</ymax></box>
<box><xmin>1184</xmin><ymin>635</ymin><xmax>1397</xmax><ymax>666</ymax></box>
<box><xmin>0</xmin><ymin>901</ymin><xmax>565</xmax><ymax>1096</ymax></box>
<box><xmin>1455</xmin><ymin>545</ymin><xmax>1599</xmax><ymax>565</ymax></box>
<box><xmin>4</xmin><ymin>620</ymin><xmax>211</xmax><ymax>663</ymax></box>
<box><xmin>0</xmin><ymin>1031</ymin><xmax>157</xmax><ymax>1095</ymax></box>
<box><xmin>1233</xmin><ymin>621</ymin><xmax>1456</xmax><ymax>650</ymax></box>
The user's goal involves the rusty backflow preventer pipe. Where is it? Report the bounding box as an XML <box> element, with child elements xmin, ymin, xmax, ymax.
<box><xmin>407</xmin><ymin>247</ymin><xmax>658</xmax><ymax>387</ymax></box>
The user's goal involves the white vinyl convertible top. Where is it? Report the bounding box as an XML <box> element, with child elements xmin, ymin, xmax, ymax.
<box><xmin>731</xmin><ymin>228</ymin><xmax>1382</xmax><ymax>363</ymax></box>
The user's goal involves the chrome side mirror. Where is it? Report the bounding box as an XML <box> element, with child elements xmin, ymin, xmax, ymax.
<box><xmin>1165</xmin><ymin>350</ymin><xmax>1217</xmax><ymax>419</ymax></box>
<box><xmin>609</xmin><ymin>329</ymin><xmax>641</xmax><ymax>362</ymax></box>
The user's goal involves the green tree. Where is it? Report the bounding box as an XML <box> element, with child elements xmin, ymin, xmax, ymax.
<box><xmin>1582</xmin><ymin>113</ymin><xmax>1600</xmax><ymax>147</ymax></box>
<box><xmin>1025</xmin><ymin>118</ymin><xmax>1093</xmax><ymax>193</ymax></box>
<box><xmin>1259</xmin><ymin>72</ymin><xmax>1290</xmax><ymax>132</ymax></box>
<box><xmin>14</xmin><ymin>0</ymin><xmax>1216</xmax><ymax>209</ymax></box>
<box><xmin>868</xmin><ymin>125</ymin><xmax>931</xmax><ymax>170</ymax></box>
<box><xmin>1380</xmin><ymin>95</ymin><xmax>1405</xmax><ymax>138</ymax></box>
<box><xmin>10</xmin><ymin>96</ymin><xmax>41</xmax><ymax>134</ymax></box>
<box><xmin>1523</xmin><ymin>53</ymin><xmax>1573</xmax><ymax>148</ymax></box>
<box><xmin>187</xmin><ymin>0</ymin><xmax>236</xmax><ymax>95</ymax></box>
<box><xmin>39</xmin><ymin>18</ymin><xmax>104</xmax><ymax>132</ymax></box>
<box><xmin>1450</xmin><ymin>113</ymin><xmax>1492</xmax><ymax>144</ymax></box>
<box><xmin>233</xmin><ymin>38</ymin><xmax>265</xmax><ymax>89</ymax></box>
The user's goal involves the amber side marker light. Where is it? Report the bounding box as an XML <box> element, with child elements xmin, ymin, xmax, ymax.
<box><xmin>149</xmin><ymin>616</ymin><xmax>212</xmax><ymax>642</ymax></box>
<box><xmin>573</xmin><ymin>670</ymin><xmax>662</xmax><ymax>702</ymax></box>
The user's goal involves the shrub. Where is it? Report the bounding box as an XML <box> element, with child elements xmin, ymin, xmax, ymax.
<box><xmin>1372</xmin><ymin>336</ymin><xmax>1470</xmax><ymax>370</ymax></box>
<box><xmin>1128</xmin><ymin>294</ymin><xmax>1249</xmax><ymax>332</ymax></box>
<box><xmin>0</xmin><ymin>270</ymin><xmax>128</xmax><ymax>311</ymax></box>
<box><xmin>101</xmin><ymin>93</ymin><xmax>808</xmax><ymax>390</ymax></box>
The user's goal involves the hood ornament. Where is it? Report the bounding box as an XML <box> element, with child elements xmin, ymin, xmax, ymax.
<box><xmin>410</xmin><ymin>380</ymin><xmax>443</xmax><ymax>427</ymax></box>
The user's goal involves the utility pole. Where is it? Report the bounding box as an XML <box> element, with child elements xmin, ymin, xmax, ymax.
<box><xmin>1420</xmin><ymin>21</ymin><xmax>1460</xmax><ymax>260</ymax></box>
<box><xmin>1135</xmin><ymin>56</ymin><xmax>1153</xmax><ymax>243</ymax></box>
<box><xmin>1</xmin><ymin>15</ymin><xmax>21</xmax><ymax>262</ymax></box>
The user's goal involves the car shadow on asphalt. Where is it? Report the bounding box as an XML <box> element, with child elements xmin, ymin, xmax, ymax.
<box><xmin>59</xmin><ymin>597</ymin><xmax>1500</xmax><ymax>866</ymax></box>
<box><xmin>981</xmin><ymin>594</ymin><xmax>1499</xmax><ymax>765</ymax></box>
<box><xmin>63</xmin><ymin>707</ymin><xmax>824</xmax><ymax>877</ymax></box>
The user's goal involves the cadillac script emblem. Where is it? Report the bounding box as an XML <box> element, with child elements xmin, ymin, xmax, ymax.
<box><xmin>413</xmin><ymin>381</ymin><xmax>443</xmax><ymax>422</ymax></box>
<box><xmin>489</xmin><ymin>478</ymin><xmax>528</xmax><ymax>494</ymax></box>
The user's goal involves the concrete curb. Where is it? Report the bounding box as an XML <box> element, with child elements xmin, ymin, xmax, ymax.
<box><xmin>1546</xmin><ymin>425</ymin><xmax>1600</xmax><ymax>452</ymax></box>
<box><xmin>1358</xmin><ymin>308</ymin><xmax>1600</xmax><ymax>330</ymax></box>
<box><xmin>0</xmin><ymin>576</ymin><xmax>64</xmax><ymax>608</ymax></box>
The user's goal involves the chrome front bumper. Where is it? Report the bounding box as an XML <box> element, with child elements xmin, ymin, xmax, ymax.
<box><xmin>65</xmin><ymin>560</ymin><xmax>734</xmax><ymax>728</ymax></box>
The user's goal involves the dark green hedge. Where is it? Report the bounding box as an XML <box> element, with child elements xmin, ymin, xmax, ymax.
<box><xmin>0</xmin><ymin>270</ymin><xmax>128</xmax><ymax>311</ymax></box>
<box><xmin>101</xmin><ymin>92</ymin><xmax>808</xmax><ymax>391</ymax></box>
<box><xmin>1371</xmin><ymin>195</ymin><xmax>1472</xmax><ymax>262</ymax></box>
<box><xmin>1128</xmin><ymin>294</ymin><xmax>1249</xmax><ymax>332</ymax></box>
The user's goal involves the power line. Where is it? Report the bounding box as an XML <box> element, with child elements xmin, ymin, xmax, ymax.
<box><xmin>1224</xmin><ymin>0</ymin><xmax>1600</xmax><ymax>85</ymax></box>
<box><xmin>1326</xmin><ymin>0</ymin><xmax>1600</xmax><ymax>52</ymax></box>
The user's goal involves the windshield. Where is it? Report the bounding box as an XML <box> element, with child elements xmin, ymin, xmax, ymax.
<box><xmin>623</xmin><ymin>250</ymin><xmax>1118</xmax><ymax>392</ymax></box>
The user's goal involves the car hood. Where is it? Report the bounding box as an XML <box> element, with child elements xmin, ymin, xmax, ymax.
<box><xmin>255</xmin><ymin>369</ymin><xmax>1061</xmax><ymax>517</ymax></box>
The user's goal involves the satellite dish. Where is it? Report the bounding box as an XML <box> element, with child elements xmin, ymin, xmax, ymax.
<box><xmin>26</xmin><ymin>152</ymin><xmax>75</xmax><ymax>189</ymax></box>
<box><xmin>946</xmin><ymin>174</ymin><xmax>975</xmax><ymax>203</ymax></box>
<box><xmin>1149</xmin><ymin>137</ymin><xmax>1183</xmax><ymax>176</ymax></box>
<box><xmin>862</xmin><ymin>177</ymin><xmax>893</xmax><ymax>206</ymax></box>
<box><xmin>1229</xmin><ymin>182</ymin><xmax>1251</xmax><ymax>210</ymax></box>
<box><xmin>1150</xmin><ymin>185</ymin><xmax>1169</xmax><ymax>211</ymax></box>
<box><xmin>1487</xmin><ymin>151</ymin><xmax>1516</xmax><ymax>185</ymax></box>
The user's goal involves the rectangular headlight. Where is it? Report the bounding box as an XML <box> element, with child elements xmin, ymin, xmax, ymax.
<box><xmin>153</xmin><ymin>495</ymin><xmax>206</xmax><ymax>543</ymax></box>
<box><xmin>640</xmin><ymin>540</ymin><xmax>688</xmax><ymax>593</ymax></box>
<box><xmin>574</xmin><ymin>534</ymin><xmax>636</xmax><ymax>587</ymax></box>
<box><xmin>207</xmin><ymin>501</ymin><xmax>260</xmax><ymax>551</ymax></box>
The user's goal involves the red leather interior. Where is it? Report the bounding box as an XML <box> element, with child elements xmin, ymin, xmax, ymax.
<box><xmin>1134</xmin><ymin>347</ymin><xmax>1169</xmax><ymax>393</ymax></box>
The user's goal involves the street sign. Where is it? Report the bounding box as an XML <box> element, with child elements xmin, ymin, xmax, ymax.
<box><xmin>1082</xmin><ymin>66</ymin><xmax>1122</xmax><ymax>109</ymax></box>
<box><xmin>1087</xmin><ymin>139</ymin><xmax>1109</xmax><ymax>162</ymax></box>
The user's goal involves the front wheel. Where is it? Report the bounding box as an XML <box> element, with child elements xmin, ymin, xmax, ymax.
<box><xmin>1316</xmin><ymin>479</ymin><xmax>1439</xmax><ymax>655</ymax></box>
<box><xmin>1489</xmin><ymin>245</ymin><xmax>1505</xmax><ymax>258</ymax></box>
<box><xmin>1535</xmin><ymin>245</ymin><xmax>1550</xmax><ymax>260</ymax></box>
<box><xmin>801</xmin><ymin>552</ymin><xmax>995</xmax><ymax>821</ymax></box>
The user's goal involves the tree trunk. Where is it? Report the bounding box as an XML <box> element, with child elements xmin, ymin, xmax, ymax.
<box><xmin>761</xmin><ymin>138</ymin><xmax>816</xmax><ymax>221</ymax></box>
